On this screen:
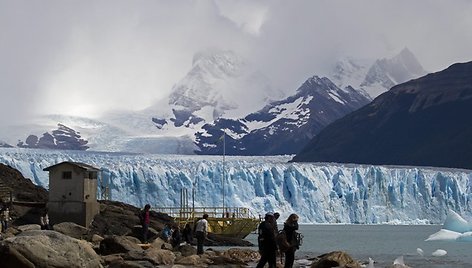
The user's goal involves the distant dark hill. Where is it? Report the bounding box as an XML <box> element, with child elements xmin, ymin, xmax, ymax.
<box><xmin>292</xmin><ymin>61</ymin><xmax>472</xmax><ymax>170</ymax></box>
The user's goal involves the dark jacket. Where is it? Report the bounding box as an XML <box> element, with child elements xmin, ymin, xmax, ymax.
<box><xmin>182</xmin><ymin>225</ymin><xmax>193</xmax><ymax>243</ymax></box>
<box><xmin>171</xmin><ymin>228</ymin><xmax>182</xmax><ymax>247</ymax></box>
<box><xmin>283</xmin><ymin>221</ymin><xmax>299</xmax><ymax>249</ymax></box>
<box><xmin>258</xmin><ymin>220</ymin><xmax>277</xmax><ymax>251</ymax></box>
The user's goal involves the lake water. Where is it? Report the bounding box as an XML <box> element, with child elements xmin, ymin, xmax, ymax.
<box><xmin>241</xmin><ymin>224</ymin><xmax>472</xmax><ymax>268</ymax></box>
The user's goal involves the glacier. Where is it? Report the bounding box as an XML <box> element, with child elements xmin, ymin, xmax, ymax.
<box><xmin>1</xmin><ymin>148</ymin><xmax>471</xmax><ymax>224</ymax></box>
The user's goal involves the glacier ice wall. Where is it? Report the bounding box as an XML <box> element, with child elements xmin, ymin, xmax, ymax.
<box><xmin>1</xmin><ymin>148</ymin><xmax>471</xmax><ymax>224</ymax></box>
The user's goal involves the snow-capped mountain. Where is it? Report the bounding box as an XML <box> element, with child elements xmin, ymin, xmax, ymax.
<box><xmin>294</xmin><ymin>61</ymin><xmax>472</xmax><ymax>170</ymax></box>
<box><xmin>4</xmin><ymin>50</ymin><xmax>282</xmax><ymax>154</ymax></box>
<box><xmin>2</xmin><ymin>48</ymin><xmax>425</xmax><ymax>155</ymax></box>
<box><xmin>150</xmin><ymin>49</ymin><xmax>283</xmax><ymax>131</ymax></box>
<box><xmin>195</xmin><ymin>76</ymin><xmax>370</xmax><ymax>155</ymax></box>
<box><xmin>1</xmin><ymin>148</ymin><xmax>471</xmax><ymax>224</ymax></box>
<box><xmin>331</xmin><ymin>48</ymin><xmax>427</xmax><ymax>98</ymax></box>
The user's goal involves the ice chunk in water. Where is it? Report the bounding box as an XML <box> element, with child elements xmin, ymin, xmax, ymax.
<box><xmin>432</xmin><ymin>249</ymin><xmax>447</xmax><ymax>257</ymax></box>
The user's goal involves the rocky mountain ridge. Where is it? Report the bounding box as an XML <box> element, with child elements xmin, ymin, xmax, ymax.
<box><xmin>195</xmin><ymin>75</ymin><xmax>370</xmax><ymax>155</ymax></box>
<box><xmin>17</xmin><ymin>123</ymin><xmax>89</xmax><ymax>150</ymax></box>
<box><xmin>293</xmin><ymin>61</ymin><xmax>472</xmax><ymax>170</ymax></box>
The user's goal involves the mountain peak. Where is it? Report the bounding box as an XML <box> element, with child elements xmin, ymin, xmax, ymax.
<box><xmin>156</xmin><ymin>49</ymin><xmax>281</xmax><ymax>132</ymax></box>
<box><xmin>360</xmin><ymin>48</ymin><xmax>427</xmax><ymax>97</ymax></box>
<box><xmin>330</xmin><ymin>48</ymin><xmax>427</xmax><ymax>99</ymax></box>
<box><xmin>191</xmin><ymin>48</ymin><xmax>246</xmax><ymax>77</ymax></box>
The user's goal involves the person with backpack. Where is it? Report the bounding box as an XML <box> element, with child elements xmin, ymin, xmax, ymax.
<box><xmin>256</xmin><ymin>212</ymin><xmax>277</xmax><ymax>268</ymax></box>
<box><xmin>140</xmin><ymin>204</ymin><xmax>151</xmax><ymax>243</ymax></box>
<box><xmin>282</xmin><ymin>213</ymin><xmax>300</xmax><ymax>268</ymax></box>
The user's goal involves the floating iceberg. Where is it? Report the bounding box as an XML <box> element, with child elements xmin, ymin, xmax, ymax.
<box><xmin>426</xmin><ymin>210</ymin><xmax>472</xmax><ymax>242</ymax></box>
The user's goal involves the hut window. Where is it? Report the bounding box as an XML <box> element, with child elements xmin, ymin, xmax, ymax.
<box><xmin>88</xmin><ymin>171</ymin><xmax>98</xmax><ymax>180</ymax></box>
<box><xmin>62</xmin><ymin>171</ymin><xmax>72</xmax><ymax>179</ymax></box>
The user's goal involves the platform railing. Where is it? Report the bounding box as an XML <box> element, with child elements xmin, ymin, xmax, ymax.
<box><xmin>154</xmin><ymin>206</ymin><xmax>257</xmax><ymax>220</ymax></box>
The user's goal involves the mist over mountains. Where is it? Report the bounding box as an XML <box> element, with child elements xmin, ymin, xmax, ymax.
<box><xmin>331</xmin><ymin>47</ymin><xmax>427</xmax><ymax>98</ymax></box>
<box><xmin>7</xmin><ymin>48</ymin><xmax>429</xmax><ymax>156</ymax></box>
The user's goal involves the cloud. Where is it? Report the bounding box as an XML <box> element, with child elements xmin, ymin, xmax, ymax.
<box><xmin>1</xmin><ymin>0</ymin><xmax>471</xmax><ymax>123</ymax></box>
<box><xmin>248</xmin><ymin>0</ymin><xmax>472</xmax><ymax>91</ymax></box>
<box><xmin>215</xmin><ymin>0</ymin><xmax>268</xmax><ymax>36</ymax></box>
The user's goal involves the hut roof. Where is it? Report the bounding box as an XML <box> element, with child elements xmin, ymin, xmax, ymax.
<box><xmin>43</xmin><ymin>161</ymin><xmax>100</xmax><ymax>172</ymax></box>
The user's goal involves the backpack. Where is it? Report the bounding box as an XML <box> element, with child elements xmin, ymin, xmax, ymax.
<box><xmin>294</xmin><ymin>231</ymin><xmax>303</xmax><ymax>248</ymax></box>
<box><xmin>276</xmin><ymin>230</ymin><xmax>291</xmax><ymax>252</ymax></box>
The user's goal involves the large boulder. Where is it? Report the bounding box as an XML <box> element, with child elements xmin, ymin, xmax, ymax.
<box><xmin>131</xmin><ymin>225</ymin><xmax>159</xmax><ymax>241</ymax></box>
<box><xmin>90</xmin><ymin>200</ymin><xmax>172</xmax><ymax>238</ymax></box>
<box><xmin>175</xmin><ymin>255</ymin><xmax>213</xmax><ymax>267</ymax></box>
<box><xmin>176</xmin><ymin>244</ymin><xmax>197</xmax><ymax>257</ymax></box>
<box><xmin>122</xmin><ymin>248</ymin><xmax>175</xmax><ymax>266</ymax></box>
<box><xmin>143</xmin><ymin>248</ymin><xmax>176</xmax><ymax>265</ymax></box>
<box><xmin>0</xmin><ymin>230</ymin><xmax>102</xmax><ymax>268</ymax></box>
<box><xmin>16</xmin><ymin>224</ymin><xmax>41</xmax><ymax>233</ymax></box>
<box><xmin>149</xmin><ymin>237</ymin><xmax>172</xmax><ymax>250</ymax></box>
<box><xmin>311</xmin><ymin>251</ymin><xmax>361</xmax><ymax>268</ymax></box>
<box><xmin>100</xmin><ymin>235</ymin><xmax>144</xmax><ymax>255</ymax></box>
<box><xmin>53</xmin><ymin>222</ymin><xmax>89</xmax><ymax>239</ymax></box>
<box><xmin>0</xmin><ymin>244</ymin><xmax>36</xmax><ymax>268</ymax></box>
<box><xmin>107</xmin><ymin>260</ymin><xmax>155</xmax><ymax>268</ymax></box>
<box><xmin>221</xmin><ymin>248</ymin><xmax>260</xmax><ymax>263</ymax></box>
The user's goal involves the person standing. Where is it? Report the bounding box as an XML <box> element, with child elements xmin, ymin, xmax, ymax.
<box><xmin>140</xmin><ymin>204</ymin><xmax>151</xmax><ymax>243</ymax></box>
<box><xmin>195</xmin><ymin>213</ymin><xmax>209</xmax><ymax>255</ymax></box>
<box><xmin>274</xmin><ymin>212</ymin><xmax>280</xmax><ymax>232</ymax></box>
<box><xmin>0</xmin><ymin>203</ymin><xmax>10</xmax><ymax>233</ymax></box>
<box><xmin>182</xmin><ymin>223</ymin><xmax>193</xmax><ymax>244</ymax></box>
<box><xmin>40</xmin><ymin>207</ymin><xmax>51</xmax><ymax>230</ymax></box>
<box><xmin>256</xmin><ymin>212</ymin><xmax>277</xmax><ymax>268</ymax></box>
<box><xmin>282</xmin><ymin>213</ymin><xmax>300</xmax><ymax>268</ymax></box>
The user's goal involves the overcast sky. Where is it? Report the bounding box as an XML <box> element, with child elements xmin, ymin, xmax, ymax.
<box><xmin>1</xmin><ymin>0</ymin><xmax>471</xmax><ymax>123</ymax></box>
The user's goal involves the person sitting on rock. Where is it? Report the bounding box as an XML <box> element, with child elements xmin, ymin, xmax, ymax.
<box><xmin>170</xmin><ymin>224</ymin><xmax>182</xmax><ymax>248</ymax></box>
<box><xmin>182</xmin><ymin>223</ymin><xmax>193</xmax><ymax>244</ymax></box>
<box><xmin>160</xmin><ymin>223</ymin><xmax>172</xmax><ymax>242</ymax></box>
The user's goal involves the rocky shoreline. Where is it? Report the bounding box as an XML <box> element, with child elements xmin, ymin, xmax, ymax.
<box><xmin>0</xmin><ymin>222</ymin><xmax>372</xmax><ymax>268</ymax></box>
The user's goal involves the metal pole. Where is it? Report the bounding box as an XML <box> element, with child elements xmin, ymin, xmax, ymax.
<box><xmin>222</xmin><ymin>129</ymin><xmax>226</xmax><ymax>217</ymax></box>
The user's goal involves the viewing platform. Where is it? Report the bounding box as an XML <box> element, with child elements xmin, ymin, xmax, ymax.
<box><xmin>154</xmin><ymin>206</ymin><xmax>260</xmax><ymax>239</ymax></box>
